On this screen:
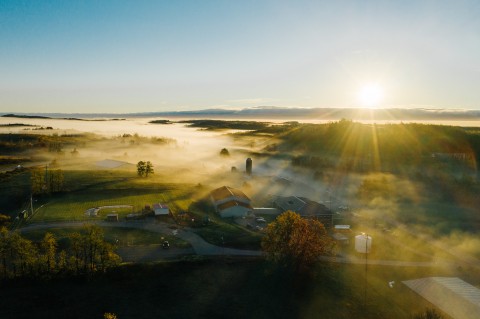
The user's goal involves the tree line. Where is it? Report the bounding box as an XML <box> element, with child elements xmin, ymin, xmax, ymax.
<box><xmin>0</xmin><ymin>225</ymin><xmax>120</xmax><ymax>280</ymax></box>
<box><xmin>31</xmin><ymin>168</ymin><xmax>65</xmax><ymax>194</ymax></box>
<box><xmin>270</xmin><ymin>120</ymin><xmax>480</xmax><ymax>173</ymax></box>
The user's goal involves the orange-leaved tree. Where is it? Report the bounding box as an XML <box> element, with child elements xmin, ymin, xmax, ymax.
<box><xmin>261</xmin><ymin>211</ymin><xmax>334</xmax><ymax>272</ymax></box>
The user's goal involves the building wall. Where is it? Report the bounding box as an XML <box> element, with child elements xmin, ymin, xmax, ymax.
<box><xmin>154</xmin><ymin>208</ymin><xmax>169</xmax><ymax>216</ymax></box>
<box><xmin>253</xmin><ymin>208</ymin><xmax>280</xmax><ymax>215</ymax></box>
<box><xmin>211</xmin><ymin>195</ymin><xmax>251</xmax><ymax>210</ymax></box>
<box><xmin>220</xmin><ymin>206</ymin><xmax>252</xmax><ymax>218</ymax></box>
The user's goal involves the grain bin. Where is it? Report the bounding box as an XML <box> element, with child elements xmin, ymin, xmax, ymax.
<box><xmin>246</xmin><ymin>158</ymin><xmax>252</xmax><ymax>175</ymax></box>
<box><xmin>355</xmin><ymin>234</ymin><xmax>372</xmax><ymax>253</ymax></box>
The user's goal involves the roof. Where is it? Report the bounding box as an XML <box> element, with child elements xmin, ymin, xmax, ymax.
<box><xmin>273</xmin><ymin>196</ymin><xmax>333</xmax><ymax>216</ymax></box>
<box><xmin>403</xmin><ymin>277</ymin><xmax>480</xmax><ymax>319</ymax></box>
<box><xmin>211</xmin><ymin>186</ymin><xmax>250</xmax><ymax>202</ymax></box>
<box><xmin>217</xmin><ymin>200</ymin><xmax>253</xmax><ymax>211</ymax></box>
<box><xmin>298</xmin><ymin>198</ymin><xmax>333</xmax><ymax>217</ymax></box>
<box><xmin>273</xmin><ymin>196</ymin><xmax>306</xmax><ymax>212</ymax></box>
<box><xmin>153</xmin><ymin>203</ymin><xmax>169</xmax><ymax>209</ymax></box>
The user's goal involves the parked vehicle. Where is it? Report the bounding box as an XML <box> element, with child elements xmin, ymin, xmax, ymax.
<box><xmin>256</xmin><ymin>217</ymin><xmax>266</xmax><ymax>223</ymax></box>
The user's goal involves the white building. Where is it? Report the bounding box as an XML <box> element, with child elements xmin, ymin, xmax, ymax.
<box><xmin>153</xmin><ymin>203</ymin><xmax>169</xmax><ymax>216</ymax></box>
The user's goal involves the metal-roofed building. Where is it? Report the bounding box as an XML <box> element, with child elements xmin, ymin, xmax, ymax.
<box><xmin>273</xmin><ymin>196</ymin><xmax>333</xmax><ymax>228</ymax></box>
<box><xmin>403</xmin><ymin>277</ymin><xmax>480</xmax><ymax>319</ymax></box>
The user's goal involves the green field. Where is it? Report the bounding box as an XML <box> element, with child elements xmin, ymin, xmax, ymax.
<box><xmin>28</xmin><ymin>170</ymin><xmax>198</xmax><ymax>222</ymax></box>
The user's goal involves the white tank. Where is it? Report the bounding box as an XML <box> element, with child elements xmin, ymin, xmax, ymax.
<box><xmin>355</xmin><ymin>234</ymin><xmax>372</xmax><ymax>253</ymax></box>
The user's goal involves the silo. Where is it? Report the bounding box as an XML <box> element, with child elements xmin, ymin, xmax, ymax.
<box><xmin>355</xmin><ymin>234</ymin><xmax>372</xmax><ymax>253</ymax></box>
<box><xmin>246</xmin><ymin>158</ymin><xmax>252</xmax><ymax>175</ymax></box>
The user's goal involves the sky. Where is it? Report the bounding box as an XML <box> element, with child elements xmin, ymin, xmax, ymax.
<box><xmin>0</xmin><ymin>0</ymin><xmax>479</xmax><ymax>113</ymax></box>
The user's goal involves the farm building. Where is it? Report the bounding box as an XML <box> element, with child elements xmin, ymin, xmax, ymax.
<box><xmin>273</xmin><ymin>196</ymin><xmax>334</xmax><ymax>228</ymax></box>
<box><xmin>403</xmin><ymin>277</ymin><xmax>480</xmax><ymax>319</ymax></box>
<box><xmin>210</xmin><ymin>186</ymin><xmax>253</xmax><ymax>218</ymax></box>
<box><xmin>153</xmin><ymin>203</ymin><xmax>169</xmax><ymax>216</ymax></box>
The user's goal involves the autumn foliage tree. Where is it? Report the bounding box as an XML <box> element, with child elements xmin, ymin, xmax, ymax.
<box><xmin>0</xmin><ymin>225</ymin><xmax>120</xmax><ymax>280</ymax></box>
<box><xmin>262</xmin><ymin>211</ymin><xmax>334</xmax><ymax>273</ymax></box>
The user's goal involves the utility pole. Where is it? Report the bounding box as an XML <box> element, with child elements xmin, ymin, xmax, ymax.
<box><xmin>364</xmin><ymin>233</ymin><xmax>369</xmax><ymax>309</ymax></box>
<box><xmin>30</xmin><ymin>194</ymin><xmax>34</xmax><ymax>217</ymax></box>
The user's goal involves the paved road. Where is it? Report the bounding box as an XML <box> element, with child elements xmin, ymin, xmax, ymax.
<box><xmin>19</xmin><ymin>220</ymin><xmax>457</xmax><ymax>267</ymax></box>
<box><xmin>19</xmin><ymin>221</ymin><xmax>262</xmax><ymax>257</ymax></box>
<box><xmin>320</xmin><ymin>255</ymin><xmax>453</xmax><ymax>267</ymax></box>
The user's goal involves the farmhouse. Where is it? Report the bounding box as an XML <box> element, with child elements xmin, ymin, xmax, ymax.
<box><xmin>153</xmin><ymin>203</ymin><xmax>169</xmax><ymax>216</ymax></box>
<box><xmin>210</xmin><ymin>186</ymin><xmax>253</xmax><ymax>218</ymax></box>
<box><xmin>273</xmin><ymin>196</ymin><xmax>333</xmax><ymax>228</ymax></box>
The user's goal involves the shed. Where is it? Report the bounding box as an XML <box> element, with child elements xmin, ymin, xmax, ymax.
<box><xmin>153</xmin><ymin>203</ymin><xmax>169</xmax><ymax>216</ymax></box>
<box><xmin>106</xmin><ymin>214</ymin><xmax>119</xmax><ymax>222</ymax></box>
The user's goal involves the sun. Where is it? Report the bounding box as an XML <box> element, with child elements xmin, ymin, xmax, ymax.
<box><xmin>358</xmin><ymin>83</ymin><xmax>384</xmax><ymax>107</ymax></box>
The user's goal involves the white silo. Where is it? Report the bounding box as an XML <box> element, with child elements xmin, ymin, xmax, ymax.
<box><xmin>355</xmin><ymin>233</ymin><xmax>372</xmax><ymax>253</ymax></box>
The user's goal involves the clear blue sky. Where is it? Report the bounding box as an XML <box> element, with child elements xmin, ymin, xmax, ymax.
<box><xmin>1</xmin><ymin>0</ymin><xmax>479</xmax><ymax>113</ymax></box>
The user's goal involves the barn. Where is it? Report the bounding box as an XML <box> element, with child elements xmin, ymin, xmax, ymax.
<box><xmin>210</xmin><ymin>186</ymin><xmax>253</xmax><ymax>218</ymax></box>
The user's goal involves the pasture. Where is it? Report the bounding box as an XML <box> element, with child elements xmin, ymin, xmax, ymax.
<box><xmin>28</xmin><ymin>170</ymin><xmax>199</xmax><ymax>222</ymax></box>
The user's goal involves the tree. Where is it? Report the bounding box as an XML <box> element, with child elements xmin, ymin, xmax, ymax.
<box><xmin>137</xmin><ymin>161</ymin><xmax>154</xmax><ymax>177</ymax></box>
<box><xmin>40</xmin><ymin>232</ymin><xmax>57</xmax><ymax>274</ymax></box>
<box><xmin>220</xmin><ymin>148</ymin><xmax>230</xmax><ymax>156</ymax></box>
<box><xmin>0</xmin><ymin>214</ymin><xmax>10</xmax><ymax>228</ymax></box>
<box><xmin>145</xmin><ymin>161</ymin><xmax>154</xmax><ymax>177</ymax></box>
<box><xmin>0</xmin><ymin>227</ymin><xmax>9</xmax><ymax>279</ymax></box>
<box><xmin>67</xmin><ymin>225</ymin><xmax>121</xmax><ymax>274</ymax></box>
<box><xmin>137</xmin><ymin>161</ymin><xmax>146</xmax><ymax>177</ymax></box>
<box><xmin>49</xmin><ymin>169</ymin><xmax>64</xmax><ymax>193</ymax></box>
<box><xmin>31</xmin><ymin>168</ymin><xmax>64</xmax><ymax>194</ymax></box>
<box><xmin>31</xmin><ymin>169</ymin><xmax>46</xmax><ymax>194</ymax></box>
<box><xmin>262</xmin><ymin>211</ymin><xmax>334</xmax><ymax>272</ymax></box>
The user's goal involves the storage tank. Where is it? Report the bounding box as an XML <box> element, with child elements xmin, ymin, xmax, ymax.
<box><xmin>246</xmin><ymin>158</ymin><xmax>252</xmax><ymax>175</ymax></box>
<box><xmin>355</xmin><ymin>234</ymin><xmax>372</xmax><ymax>253</ymax></box>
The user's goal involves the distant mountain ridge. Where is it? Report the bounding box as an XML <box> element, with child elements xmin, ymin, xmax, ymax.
<box><xmin>2</xmin><ymin>107</ymin><xmax>480</xmax><ymax>121</ymax></box>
